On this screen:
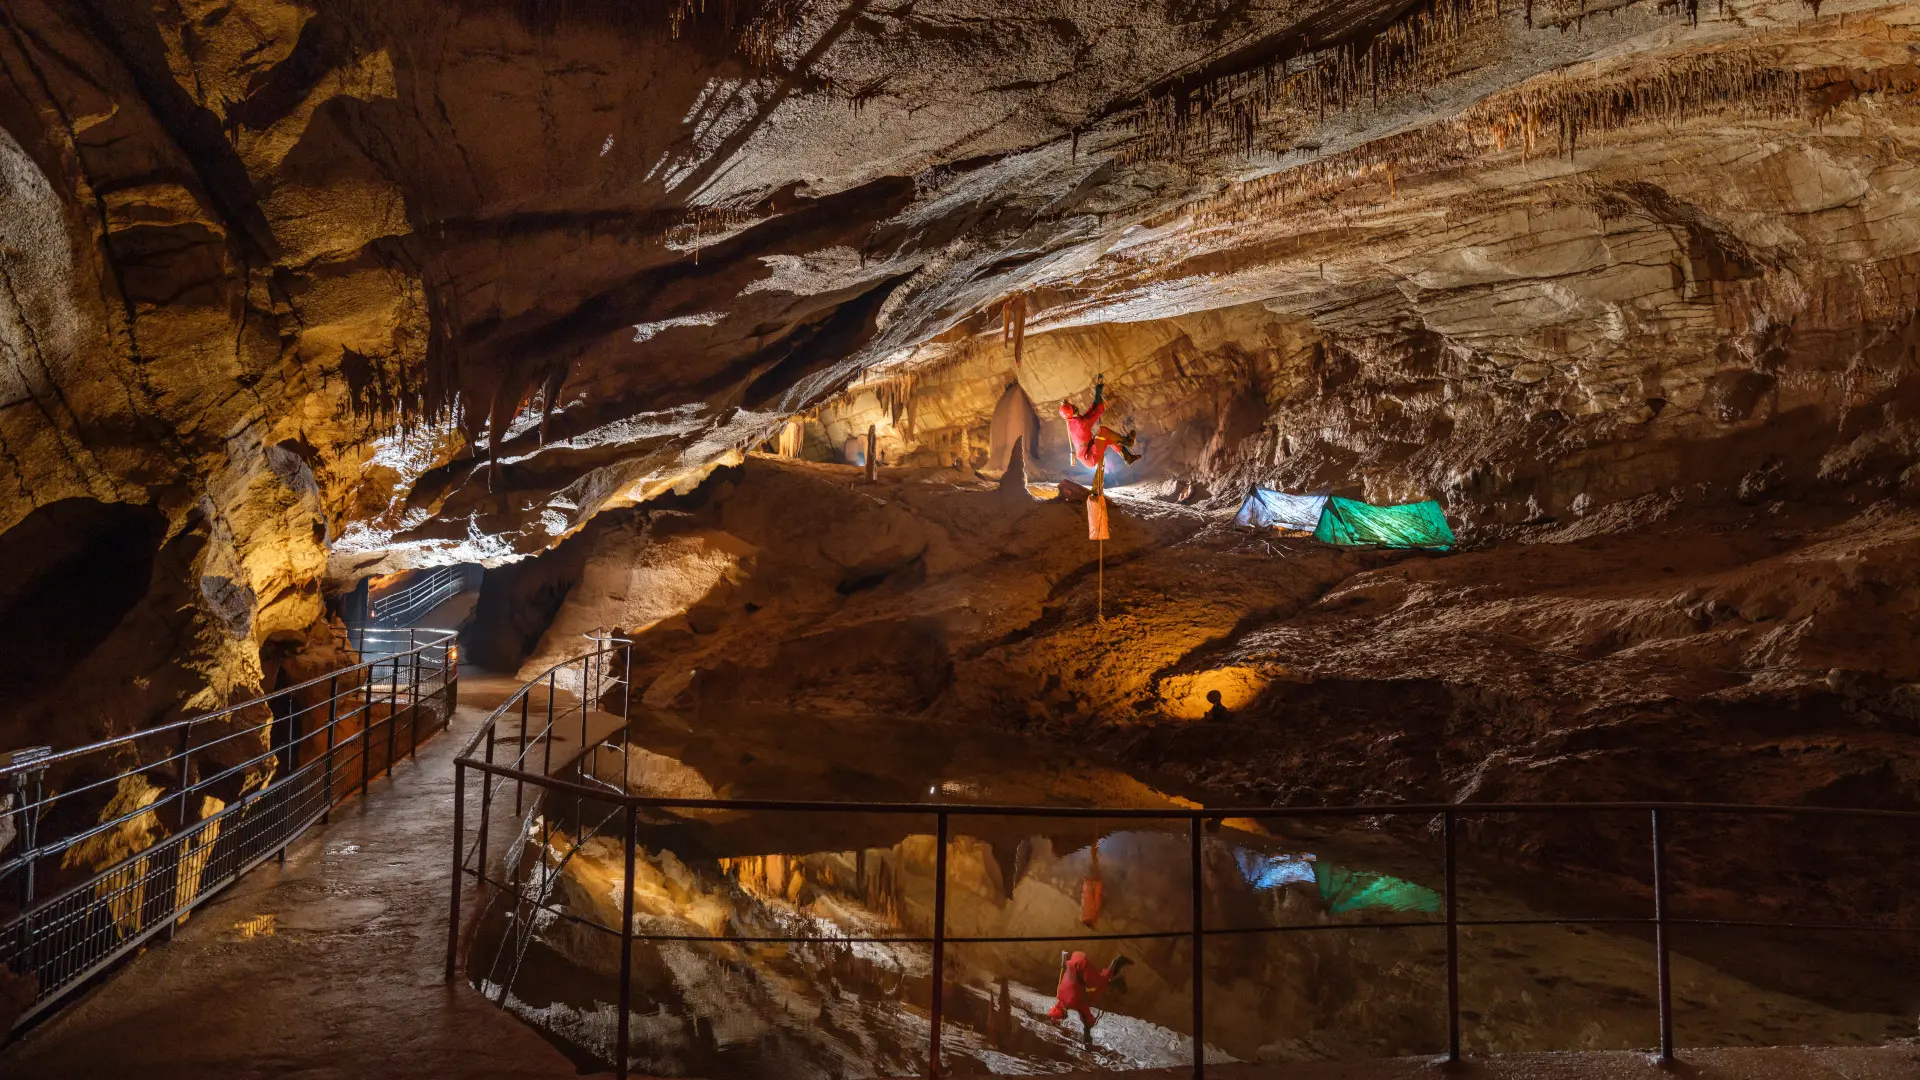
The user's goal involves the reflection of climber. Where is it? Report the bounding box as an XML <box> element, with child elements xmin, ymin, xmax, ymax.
<box><xmin>1059</xmin><ymin>375</ymin><xmax>1140</xmax><ymax>469</ymax></box>
<box><xmin>1048</xmin><ymin>950</ymin><xmax>1133</xmax><ymax>1046</ymax></box>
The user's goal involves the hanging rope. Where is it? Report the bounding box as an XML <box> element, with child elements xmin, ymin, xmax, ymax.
<box><xmin>1081</xmin><ymin>834</ymin><xmax>1104</xmax><ymax>928</ymax></box>
<box><xmin>1089</xmin><ymin>462</ymin><xmax>1109</xmax><ymax>623</ymax></box>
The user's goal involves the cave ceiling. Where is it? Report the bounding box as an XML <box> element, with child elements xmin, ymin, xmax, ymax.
<box><xmin>3</xmin><ymin>0</ymin><xmax>1916</xmax><ymax>601</ymax></box>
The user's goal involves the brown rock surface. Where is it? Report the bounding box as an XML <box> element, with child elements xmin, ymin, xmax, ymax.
<box><xmin>8</xmin><ymin>0</ymin><xmax>1920</xmax><ymax>1067</ymax></box>
<box><xmin>492</xmin><ymin>454</ymin><xmax>1920</xmax><ymax>963</ymax></box>
<box><xmin>4</xmin><ymin>0</ymin><xmax>1920</xmax><ymax>904</ymax></box>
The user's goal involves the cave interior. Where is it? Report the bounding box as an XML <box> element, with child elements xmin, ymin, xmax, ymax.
<box><xmin>2</xmin><ymin>0</ymin><xmax>1920</xmax><ymax>1077</ymax></box>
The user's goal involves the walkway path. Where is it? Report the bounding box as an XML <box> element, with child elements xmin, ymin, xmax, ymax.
<box><xmin>0</xmin><ymin>672</ymin><xmax>579</xmax><ymax>1080</ymax></box>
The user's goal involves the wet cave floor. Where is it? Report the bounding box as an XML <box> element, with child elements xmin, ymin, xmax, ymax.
<box><xmin>1</xmin><ymin>672</ymin><xmax>1914</xmax><ymax>1080</ymax></box>
<box><xmin>469</xmin><ymin>700</ymin><xmax>1920</xmax><ymax>1080</ymax></box>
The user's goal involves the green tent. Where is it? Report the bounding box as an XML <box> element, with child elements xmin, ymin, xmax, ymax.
<box><xmin>1312</xmin><ymin>496</ymin><xmax>1455</xmax><ymax>550</ymax></box>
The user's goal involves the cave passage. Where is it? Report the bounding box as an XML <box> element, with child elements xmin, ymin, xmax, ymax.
<box><xmin>6</xmin><ymin>0</ymin><xmax>1920</xmax><ymax>1076</ymax></box>
<box><xmin>0</xmin><ymin>499</ymin><xmax>164</xmax><ymax>700</ymax></box>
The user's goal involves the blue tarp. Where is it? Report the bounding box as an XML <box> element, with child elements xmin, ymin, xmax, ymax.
<box><xmin>1234</xmin><ymin>489</ymin><xmax>1329</xmax><ymax>531</ymax></box>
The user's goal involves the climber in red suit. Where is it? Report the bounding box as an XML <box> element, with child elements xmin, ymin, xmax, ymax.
<box><xmin>1059</xmin><ymin>375</ymin><xmax>1140</xmax><ymax>469</ymax></box>
<box><xmin>1048</xmin><ymin>950</ymin><xmax>1132</xmax><ymax>1046</ymax></box>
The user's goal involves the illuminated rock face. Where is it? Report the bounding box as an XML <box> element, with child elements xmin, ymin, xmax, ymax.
<box><xmin>4</xmin><ymin>0</ymin><xmax>1920</xmax><ymax>745</ymax></box>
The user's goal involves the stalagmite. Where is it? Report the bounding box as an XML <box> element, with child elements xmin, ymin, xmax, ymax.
<box><xmin>988</xmin><ymin>382</ymin><xmax>1042</xmax><ymax>473</ymax></box>
<box><xmin>996</xmin><ymin>436</ymin><xmax>1032</xmax><ymax>502</ymax></box>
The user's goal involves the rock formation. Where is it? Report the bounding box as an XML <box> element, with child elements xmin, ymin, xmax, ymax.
<box><xmin>6</xmin><ymin>1</ymin><xmax>1920</xmax><ymax>863</ymax></box>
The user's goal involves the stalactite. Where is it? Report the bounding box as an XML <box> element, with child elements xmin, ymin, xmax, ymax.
<box><xmin>664</xmin><ymin>0</ymin><xmax>805</xmax><ymax>69</ymax></box>
<box><xmin>537</xmin><ymin>361</ymin><xmax>568</xmax><ymax>444</ymax></box>
<box><xmin>510</xmin><ymin>0</ymin><xmax>801</xmax><ymax>69</ymax></box>
<box><xmin>672</xmin><ymin>204</ymin><xmax>765</xmax><ymax>264</ymax></box>
<box><xmin>1114</xmin><ymin>0</ymin><xmax>1778</xmax><ymax>168</ymax></box>
<box><xmin>1175</xmin><ymin>46</ymin><xmax>1913</xmax><ymax>230</ymax></box>
<box><xmin>1002</xmin><ymin>293</ymin><xmax>1029</xmax><ymax>367</ymax></box>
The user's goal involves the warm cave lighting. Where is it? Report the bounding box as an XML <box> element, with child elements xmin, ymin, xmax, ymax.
<box><xmin>9</xmin><ymin>1</ymin><xmax>1920</xmax><ymax>1078</ymax></box>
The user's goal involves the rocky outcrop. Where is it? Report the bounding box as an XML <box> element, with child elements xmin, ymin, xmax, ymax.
<box><xmin>494</xmin><ymin>453</ymin><xmax>1920</xmax><ymax>967</ymax></box>
<box><xmin>4</xmin><ymin>0</ymin><xmax>1920</xmax><ymax>775</ymax></box>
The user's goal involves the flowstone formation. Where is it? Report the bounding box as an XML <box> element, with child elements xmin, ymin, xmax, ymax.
<box><xmin>4</xmin><ymin>1</ymin><xmax>1920</xmax><ymax>817</ymax></box>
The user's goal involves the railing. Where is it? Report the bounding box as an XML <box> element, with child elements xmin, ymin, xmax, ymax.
<box><xmin>1</xmin><ymin>627</ymin><xmax>460</xmax><ymax>1034</ymax></box>
<box><xmin>368</xmin><ymin>565</ymin><xmax>474</xmax><ymax>629</ymax></box>
<box><xmin>446</xmin><ymin>641</ymin><xmax>1920</xmax><ymax>1078</ymax></box>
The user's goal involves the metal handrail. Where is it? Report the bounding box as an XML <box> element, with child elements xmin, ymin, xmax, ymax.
<box><xmin>0</xmin><ymin>627</ymin><xmax>442</xmax><ymax>784</ymax></box>
<box><xmin>445</xmin><ymin>643</ymin><xmax>1920</xmax><ymax>1078</ymax></box>
<box><xmin>2</xmin><ymin>627</ymin><xmax>461</xmax><ymax>1035</ymax></box>
<box><xmin>369</xmin><ymin>566</ymin><xmax>470</xmax><ymax>628</ymax></box>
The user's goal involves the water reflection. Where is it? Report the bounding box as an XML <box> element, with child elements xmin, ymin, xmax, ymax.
<box><xmin>467</xmin><ymin>710</ymin><xmax>1912</xmax><ymax>1077</ymax></box>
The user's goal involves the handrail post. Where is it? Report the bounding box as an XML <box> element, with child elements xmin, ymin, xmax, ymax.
<box><xmin>276</xmin><ymin>688</ymin><xmax>290</xmax><ymax>865</ymax></box>
<box><xmin>409</xmin><ymin>632</ymin><xmax>421</xmax><ymax>759</ymax></box>
<box><xmin>171</xmin><ymin>718</ymin><xmax>196</xmax><ymax>934</ymax></box>
<box><xmin>516</xmin><ymin>690</ymin><xmax>530</xmax><ymax>817</ymax></box>
<box><xmin>543</xmin><ymin>670</ymin><xmax>555</xmax><ymax>780</ymax></box>
<box><xmin>387</xmin><ymin>656</ymin><xmax>401</xmax><ymax>777</ymax></box>
<box><xmin>478</xmin><ymin>726</ymin><xmax>494</xmax><ymax>890</ymax></box>
<box><xmin>13</xmin><ymin>763</ymin><xmax>46</xmax><ymax>909</ymax></box>
<box><xmin>1190</xmin><ymin>815</ymin><xmax>1205</xmax><ymax>1080</ymax></box>
<box><xmin>928</xmin><ymin>810</ymin><xmax>949</xmax><ymax>1079</ymax></box>
<box><xmin>322</xmin><ymin>674</ymin><xmax>338</xmax><ymax>824</ymax></box>
<box><xmin>621</xmin><ymin>641</ymin><xmax>633</xmax><ymax>724</ymax></box>
<box><xmin>576</xmin><ymin>652</ymin><xmax>590</xmax><ymax>864</ymax></box>
<box><xmin>617</xmin><ymin>802</ymin><xmax>637</xmax><ymax>1080</ymax></box>
<box><xmin>622</xmin><ymin>642</ymin><xmax>633</xmax><ymax>786</ymax></box>
<box><xmin>27</xmin><ymin>768</ymin><xmax>42</xmax><ymax>906</ymax></box>
<box><xmin>447</xmin><ymin>760</ymin><xmax>465</xmax><ymax>981</ymax></box>
<box><xmin>360</xmin><ymin>663</ymin><xmax>373</xmax><ymax>795</ymax></box>
<box><xmin>175</xmin><ymin>721</ymin><xmax>195</xmax><ymax>833</ymax></box>
<box><xmin>1445</xmin><ymin>809</ymin><xmax>1460</xmax><ymax>1064</ymax></box>
<box><xmin>1652</xmin><ymin>808</ymin><xmax>1675</xmax><ymax>1063</ymax></box>
<box><xmin>446</xmin><ymin>633</ymin><xmax>460</xmax><ymax>716</ymax></box>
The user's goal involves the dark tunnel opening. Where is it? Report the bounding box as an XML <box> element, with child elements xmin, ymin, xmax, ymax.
<box><xmin>0</xmin><ymin>498</ymin><xmax>166</xmax><ymax>698</ymax></box>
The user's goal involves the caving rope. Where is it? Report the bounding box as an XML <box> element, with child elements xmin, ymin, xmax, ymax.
<box><xmin>1089</xmin><ymin>460</ymin><xmax>1109</xmax><ymax>623</ymax></box>
<box><xmin>1065</xmin><ymin>375</ymin><xmax>1122</xmax><ymax>624</ymax></box>
<box><xmin>1081</xmin><ymin>833</ymin><xmax>1104</xmax><ymax>928</ymax></box>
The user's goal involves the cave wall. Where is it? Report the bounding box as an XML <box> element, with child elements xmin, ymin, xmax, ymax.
<box><xmin>810</xmin><ymin>8</ymin><xmax>1920</xmax><ymax>534</ymax></box>
<box><xmin>823</xmin><ymin>283</ymin><xmax>1920</xmax><ymax>539</ymax></box>
<box><xmin>0</xmin><ymin>0</ymin><xmax>447</xmax><ymax>746</ymax></box>
<box><xmin>4</xmin><ymin>0</ymin><xmax>1920</xmax><ymax>754</ymax></box>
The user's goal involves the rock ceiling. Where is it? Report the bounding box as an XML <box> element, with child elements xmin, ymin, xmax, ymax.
<box><xmin>3</xmin><ymin>0</ymin><xmax>1919</xmax><ymax>708</ymax></box>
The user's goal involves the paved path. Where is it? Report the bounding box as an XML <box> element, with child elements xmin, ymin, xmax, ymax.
<box><xmin>1</xmin><ymin>671</ymin><xmax>581</xmax><ymax>1080</ymax></box>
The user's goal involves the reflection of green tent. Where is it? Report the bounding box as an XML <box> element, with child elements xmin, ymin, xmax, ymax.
<box><xmin>1315</xmin><ymin>863</ymin><xmax>1442</xmax><ymax>915</ymax></box>
<box><xmin>1313</xmin><ymin>496</ymin><xmax>1454</xmax><ymax>550</ymax></box>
